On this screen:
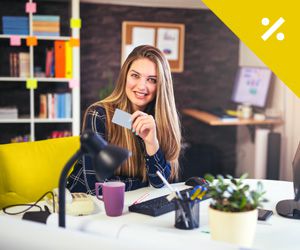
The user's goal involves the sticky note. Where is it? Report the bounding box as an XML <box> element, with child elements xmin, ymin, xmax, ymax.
<box><xmin>70</xmin><ymin>18</ymin><xmax>81</xmax><ymax>29</ymax></box>
<box><xmin>10</xmin><ymin>35</ymin><xmax>21</xmax><ymax>46</ymax></box>
<box><xmin>69</xmin><ymin>38</ymin><xmax>80</xmax><ymax>47</ymax></box>
<box><xmin>112</xmin><ymin>109</ymin><xmax>132</xmax><ymax>129</ymax></box>
<box><xmin>69</xmin><ymin>79</ymin><xmax>79</xmax><ymax>88</ymax></box>
<box><xmin>26</xmin><ymin>36</ymin><xmax>37</xmax><ymax>46</ymax></box>
<box><xmin>26</xmin><ymin>79</ymin><xmax>37</xmax><ymax>89</ymax></box>
<box><xmin>26</xmin><ymin>2</ymin><xmax>37</xmax><ymax>13</ymax></box>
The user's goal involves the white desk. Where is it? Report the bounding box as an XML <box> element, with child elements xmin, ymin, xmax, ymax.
<box><xmin>1</xmin><ymin>180</ymin><xmax>300</xmax><ymax>250</ymax></box>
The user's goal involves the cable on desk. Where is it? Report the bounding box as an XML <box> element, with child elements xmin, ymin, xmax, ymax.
<box><xmin>2</xmin><ymin>191</ymin><xmax>55</xmax><ymax>215</ymax></box>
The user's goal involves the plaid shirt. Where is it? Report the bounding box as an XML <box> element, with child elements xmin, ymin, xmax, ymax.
<box><xmin>67</xmin><ymin>105</ymin><xmax>171</xmax><ymax>195</ymax></box>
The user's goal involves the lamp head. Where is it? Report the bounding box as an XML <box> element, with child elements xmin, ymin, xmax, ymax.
<box><xmin>80</xmin><ymin>130</ymin><xmax>131</xmax><ymax>180</ymax></box>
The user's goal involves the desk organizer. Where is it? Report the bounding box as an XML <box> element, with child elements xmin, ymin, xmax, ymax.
<box><xmin>174</xmin><ymin>199</ymin><xmax>199</xmax><ymax>230</ymax></box>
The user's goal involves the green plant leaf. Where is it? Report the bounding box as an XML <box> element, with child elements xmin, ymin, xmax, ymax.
<box><xmin>205</xmin><ymin>173</ymin><xmax>266</xmax><ymax>212</ymax></box>
<box><xmin>204</xmin><ymin>174</ymin><xmax>214</xmax><ymax>183</ymax></box>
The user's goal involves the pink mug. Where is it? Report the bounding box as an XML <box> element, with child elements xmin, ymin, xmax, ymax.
<box><xmin>95</xmin><ymin>182</ymin><xmax>125</xmax><ymax>217</ymax></box>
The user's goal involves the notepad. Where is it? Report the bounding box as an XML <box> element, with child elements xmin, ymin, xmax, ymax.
<box><xmin>112</xmin><ymin>109</ymin><xmax>132</xmax><ymax>129</ymax></box>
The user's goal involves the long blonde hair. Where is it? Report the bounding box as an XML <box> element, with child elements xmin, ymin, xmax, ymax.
<box><xmin>83</xmin><ymin>45</ymin><xmax>181</xmax><ymax>181</ymax></box>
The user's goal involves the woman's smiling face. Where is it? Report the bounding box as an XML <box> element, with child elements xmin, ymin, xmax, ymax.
<box><xmin>125</xmin><ymin>58</ymin><xmax>157</xmax><ymax>111</ymax></box>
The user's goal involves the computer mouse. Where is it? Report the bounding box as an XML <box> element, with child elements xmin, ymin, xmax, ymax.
<box><xmin>185</xmin><ymin>176</ymin><xmax>209</xmax><ymax>187</ymax></box>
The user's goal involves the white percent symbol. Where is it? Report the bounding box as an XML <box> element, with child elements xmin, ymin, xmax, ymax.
<box><xmin>261</xmin><ymin>17</ymin><xmax>285</xmax><ymax>41</ymax></box>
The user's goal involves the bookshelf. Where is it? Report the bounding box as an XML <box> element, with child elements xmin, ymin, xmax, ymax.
<box><xmin>0</xmin><ymin>0</ymin><xmax>80</xmax><ymax>143</ymax></box>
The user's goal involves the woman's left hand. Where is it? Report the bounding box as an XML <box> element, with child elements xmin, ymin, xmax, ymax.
<box><xmin>131</xmin><ymin>111</ymin><xmax>159</xmax><ymax>155</ymax></box>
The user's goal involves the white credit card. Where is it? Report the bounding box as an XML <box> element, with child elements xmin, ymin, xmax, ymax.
<box><xmin>112</xmin><ymin>109</ymin><xmax>132</xmax><ymax>129</ymax></box>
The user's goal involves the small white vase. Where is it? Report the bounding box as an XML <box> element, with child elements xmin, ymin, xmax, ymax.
<box><xmin>208</xmin><ymin>207</ymin><xmax>258</xmax><ymax>248</ymax></box>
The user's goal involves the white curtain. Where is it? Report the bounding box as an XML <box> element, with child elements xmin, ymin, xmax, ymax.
<box><xmin>280</xmin><ymin>86</ymin><xmax>300</xmax><ymax>180</ymax></box>
<box><xmin>238</xmin><ymin>42</ymin><xmax>300</xmax><ymax>181</ymax></box>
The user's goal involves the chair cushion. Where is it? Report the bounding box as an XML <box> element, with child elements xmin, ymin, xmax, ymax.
<box><xmin>0</xmin><ymin>136</ymin><xmax>80</xmax><ymax>209</ymax></box>
<box><xmin>0</xmin><ymin>192</ymin><xmax>31</xmax><ymax>210</ymax></box>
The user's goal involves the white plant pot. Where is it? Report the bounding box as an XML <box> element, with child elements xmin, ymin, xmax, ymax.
<box><xmin>208</xmin><ymin>207</ymin><xmax>258</xmax><ymax>248</ymax></box>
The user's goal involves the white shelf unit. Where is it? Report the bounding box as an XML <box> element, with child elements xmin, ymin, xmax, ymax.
<box><xmin>0</xmin><ymin>0</ymin><xmax>80</xmax><ymax>142</ymax></box>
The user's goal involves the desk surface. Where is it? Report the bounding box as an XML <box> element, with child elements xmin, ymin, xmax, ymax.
<box><xmin>1</xmin><ymin>180</ymin><xmax>300</xmax><ymax>250</ymax></box>
<box><xmin>182</xmin><ymin>108</ymin><xmax>284</xmax><ymax>126</ymax></box>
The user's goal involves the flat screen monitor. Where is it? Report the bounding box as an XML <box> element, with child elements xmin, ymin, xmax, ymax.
<box><xmin>276</xmin><ymin>142</ymin><xmax>300</xmax><ymax>219</ymax></box>
<box><xmin>231</xmin><ymin>66</ymin><xmax>272</xmax><ymax>108</ymax></box>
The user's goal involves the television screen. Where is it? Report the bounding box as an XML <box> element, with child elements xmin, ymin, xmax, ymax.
<box><xmin>231</xmin><ymin>66</ymin><xmax>272</xmax><ymax>108</ymax></box>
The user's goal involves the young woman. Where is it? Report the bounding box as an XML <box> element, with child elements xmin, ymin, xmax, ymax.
<box><xmin>67</xmin><ymin>45</ymin><xmax>182</xmax><ymax>194</ymax></box>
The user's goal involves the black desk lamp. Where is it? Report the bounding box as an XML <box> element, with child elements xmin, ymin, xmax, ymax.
<box><xmin>58</xmin><ymin>130</ymin><xmax>130</xmax><ymax>227</ymax></box>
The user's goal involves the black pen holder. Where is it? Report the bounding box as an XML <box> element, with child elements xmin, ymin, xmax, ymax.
<box><xmin>174</xmin><ymin>199</ymin><xmax>199</xmax><ymax>230</ymax></box>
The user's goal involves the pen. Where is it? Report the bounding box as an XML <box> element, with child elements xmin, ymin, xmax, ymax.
<box><xmin>190</xmin><ymin>186</ymin><xmax>207</xmax><ymax>201</ymax></box>
<box><xmin>156</xmin><ymin>171</ymin><xmax>189</xmax><ymax>228</ymax></box>
<box><xmin>156</xmin><ymin>171</ymin><xmax>183</xmax><ymax>200</ymax></box>
<box><xmin>132</xmin><ymin>192</ymin><xmax>150</xmax><ymax>205</ymax></box>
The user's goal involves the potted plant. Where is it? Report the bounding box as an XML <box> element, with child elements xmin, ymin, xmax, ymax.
<box><xmin>205</xmin><ymin>173</ymin><xmax>266</xmax><ymax>248</ymax></box>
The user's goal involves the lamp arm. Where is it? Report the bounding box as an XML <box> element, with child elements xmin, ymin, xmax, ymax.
<box><xmin>58</xmin><ymin>149</ymin><xmax>83</xmax><ymax>227</ymax></box>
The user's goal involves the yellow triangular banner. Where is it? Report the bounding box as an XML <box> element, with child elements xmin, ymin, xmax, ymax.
<box><xmin>202</xmin><ymin>0</ymin><xmax>300</xmax><ymax>98</ymax></box>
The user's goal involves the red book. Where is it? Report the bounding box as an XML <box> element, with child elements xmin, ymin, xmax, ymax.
<box><xmin>54</xmin><ymin>41</ymin><xmax>66</xmax><ymax>78</ymax></box>
<box><xmin>45</xmin><ymin>48</ymin><xmax>54</xmax><ymax>77</ymax></box>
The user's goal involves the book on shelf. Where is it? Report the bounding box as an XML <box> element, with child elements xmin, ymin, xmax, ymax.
<box><xmin>10</xmin><ymin>134</ymin><xmax>31</xmax><ymax>143</ymax></box>
<box><xmin>32</xmin><ymin>15</ymin><xmax>60</xmax><ymax>37</ymax></box>
<box><xmin>43</xmin><ymin>41</ymin><xmax>73</xmax><ymax>78</ymax></box>
<box><xmin>39</xmin><ymin>94</ymin><xmax>47</xmax><ymax>118</ymax></box>
<box><xmin>9</xmin><ymin>53</ymin><xmax>19</xmax><ymax>77</ymax></box>
<box><xmin>34</xmin><ymin>31</ymin><xmax>60</xmax><ymax>36</ymax></box>
<box><xmin>9</xmin><ymin>52</ymin><xmax>30</xmax><ymax>77</ymax></box>
<box><xmin>54</xmin><ymin>40</ymin><xmax>66</xmax><ymax>78</ymax></box>
<box><xmin>32</xmin><ymin>15</ymin><xmax>60</xmax><ymax>22</ymax></box>
<box><xmin>65</xmin><ymin>93</ymin><xmax>72</xmax><ymax>118</ymax></box>
<box><xmin>33</xmin><ymin>24</ymin><xmax>59</xmax><ymax>32</ymax></box>
<box><xmin>2</xmin><ymin>16</ymin><xmax>29</xmax><ymax>35</ymax></box>
<box><xmin>39</xmin><ymin>93</ymin><xmax>72</xmax><ymax>119</ymax></box>
<box><xmin>47</xmin><ymin>93</ymin><xmax>55</xmax><ymax>119</ymax></box>
<box><xmin>0</xmin><ymin>106</ymin><xmax>18</xmax><ymax>119</ymax></box>
<box><xmin>33</xmin><ymin>21</ymin><xmax>60</xmax><ymax>28</ymax></box>
<box><xmin>65</xmin><ymin>41</ymin><xmax>73</xmax><ymax>78</ymax></box>
<box><xmin>19</xmin><ymin>52</ymin><xmax>30</xmax><ymax>77</ymax></box>
<box><xmin>45</xmin><ymin>48</ymin><xmax>54</xmax><ymax>77</ymax></box>
<box><xmin>50</xmin><ymin>130</ymin><xmax>72</xmax><ymax>138</ymax></box>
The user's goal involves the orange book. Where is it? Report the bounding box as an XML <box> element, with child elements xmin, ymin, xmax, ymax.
<box><xmin>39</xmin><ymin>94</ymin><xmax>47</xmax><ymax>118</ymax></box>
<box><xmin>54</xmin><ymin>41</ymin><xmax>66</xmax><ymax>78</ymax></box>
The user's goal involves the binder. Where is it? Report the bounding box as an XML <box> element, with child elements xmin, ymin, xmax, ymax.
<box><xmin>65</xmin><ymin>41</ymin><xmax>72</xmax><ymax>78</ymax></box>
<box><xmin>54</xmin><ymin>41</ymin><xmax>66</xmax><ymax>78</ymax></box>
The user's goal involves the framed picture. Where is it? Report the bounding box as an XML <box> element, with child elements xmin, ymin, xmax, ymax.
<box><xmin>122</xmin><ymin>21</ymin><xmax>185</xmax><ymax>73</ymax></box>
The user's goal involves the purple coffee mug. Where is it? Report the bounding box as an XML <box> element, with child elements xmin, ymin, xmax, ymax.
<box><xmin>95</xmin><ymin>181</ymin><xmax>125</xmax><ymax>217</ymax></box>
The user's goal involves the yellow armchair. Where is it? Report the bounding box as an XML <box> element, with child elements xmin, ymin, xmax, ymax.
<box><xmin>0</xmin><ymin>136</ymin><xmax>80</xmax><ymax>209</ymax></box>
